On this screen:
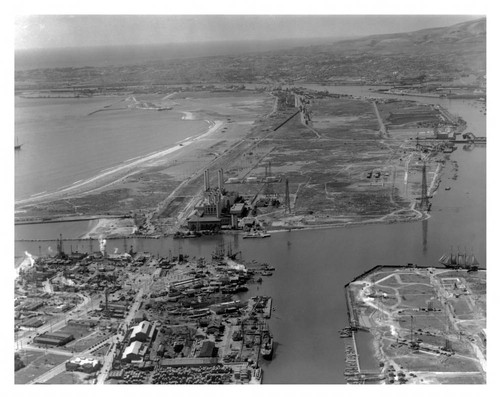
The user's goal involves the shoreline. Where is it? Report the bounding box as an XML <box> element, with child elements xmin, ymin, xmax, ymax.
<box><xmin>15</xmin><ymin>116</ymin><xmax>223</xmax><ymax>207</ymax></box>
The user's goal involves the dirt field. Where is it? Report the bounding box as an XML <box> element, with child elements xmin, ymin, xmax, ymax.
<box><xmin>347</xmin><ymin>266</ymin><xmax>486</xmax><ymax>384</ymax></box>
<box><xmin>16</xmin><ymin>89</ymin><xmax>453</xmax><ymax>234</ymax></box>
<box><xmin>15</xmin><ymin>350</ymin><xmax>69</xmax><ymax>384</ymax></box>
<box><xmin>44</xmin><ymin>371</ymin><xmax>91</xmax><ymax>384</ymax></box>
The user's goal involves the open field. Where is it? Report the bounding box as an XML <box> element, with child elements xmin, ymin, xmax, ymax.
<box><xmin>346</xmin><ymin>266</ymin><xmax>486</xmax><ymax>384</ymax></box>
<box><xmin>377</xmin><ymin>100</ymin><xmax>443</xmax><ymax>130</ymax></box>
<box><xmin>15</xmin><ymin>350</ymin><xmax>69</xmax><ymax>384</ymax></box>
<box><xmin>44</xmin><ymin>371</ymin><xmax>95</xmax><ymax>384</ymax></box>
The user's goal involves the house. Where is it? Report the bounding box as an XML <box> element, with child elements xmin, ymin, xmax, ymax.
<box><xmin>206</xmin><ymin>318</ymin><xmax>223</xmax><ymax>334</ymax></box>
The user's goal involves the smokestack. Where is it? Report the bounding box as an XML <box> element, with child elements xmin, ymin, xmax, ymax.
<box><xmin>216</xmin><ymin>199</ymin><xmax>221</xmax><ymax>218</ymax></box>
<box><xmin>204</xmin><ymin>170</ymin><xmax>210</xmax><ymax>191</ymax></box>
<box><xmin>218</xmin><ymin>168</ymin><xmax>224</xmax><ymax>191</ymax></box>
<box><xmin>99</xmin><ymin>237</ymin><xmax>107</xmax><ymax>257</ymax></box>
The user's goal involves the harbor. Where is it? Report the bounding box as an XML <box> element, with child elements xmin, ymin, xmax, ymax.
<box><xmin>14</xmin><ymin>80</ymin><xmax>486</xmax><ymax>384</ymax></box>
<box><xmin>14</xmin><ymin>239</ymin><xmax>277</xmax><ymax>384</ymax></box>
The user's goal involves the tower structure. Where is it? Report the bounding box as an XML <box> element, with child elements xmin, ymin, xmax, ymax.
<box><xmin>104</xmin><ymin>288</ymin><xmax>109</xmax><ymax>316</ymax></box>
<box><xmin>284</xmin><ymin>178</ymin><xmax>291</xmax><ymax>213</ymax></box>
<box><xmin>218</xmin><ymin>168</ymin><xmax>224</xmax><ymax>192</ymax></box>
<box><xmin>57</xmin><ymin>234</ymin><xmax>64</xmax><ymax>257</ymax></box>
<box><xmin>263</xmin><ymin>161</ymin><xmax>274</xmax><ymax>198</ymax></box>
<box><xmin>204</xmin><ymin>169</ymin><xmax>210</xmax><ymax>191</ymax></box>
<box><xmin>410</xmin><ymin>315</ymin><xmax>414</xmax><ymax>344</ymax></box>
<box><xmin>420</xmin><ymin>161</ymin><xmax>430</xmax><ymax>211</ymax></box>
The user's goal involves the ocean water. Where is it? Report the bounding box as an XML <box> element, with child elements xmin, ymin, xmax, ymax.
<box><xmin>14</xmin><ymin>87</ymin><xmax>486</xmax><ymax>383</ymax></box>
<box><xmin>15</xmin><ymin>96</ymin><xmax>208</xmax><ymax>200</ymax></box>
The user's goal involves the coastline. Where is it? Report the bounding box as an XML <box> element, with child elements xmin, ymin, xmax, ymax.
<box><xmin>15</xmin><ymin>116</ymin><xmax>223</xmax><ymax>208</ymax></box>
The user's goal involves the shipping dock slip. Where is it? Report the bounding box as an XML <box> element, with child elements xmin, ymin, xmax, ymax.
<box><xmin>343</xmin><ymin>265</ymin><xmax>486</xmax><ymax>384</ymax></box>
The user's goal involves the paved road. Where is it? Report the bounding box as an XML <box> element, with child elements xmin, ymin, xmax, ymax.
<box><xmin>28</xmin><ymin>335</ymin><xmax>114</xmax><ymax>384</ymax></box>
<box><xmin>15</xmin><ymin>293</ymin><xmax>91</xmax><ymax>351</ymax></box>
<box><xmin>96</xmin><ymin>285</ymin><xmax>146</xmax><ymax>384</ymax></box>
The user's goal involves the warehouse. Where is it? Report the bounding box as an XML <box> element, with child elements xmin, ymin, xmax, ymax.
<box><xmin>33</xmin><ymin>331</ymin><xmax>74</xmax><ymax>346</ymax></box>
<box><xmin>122</xmin><ymin>341</ymin><xmax>147</xmax><ymax>362</ymax></box>
<box><xmin>130</xmin><ymin>320</ymin><xmax>156</xmax><ymax>342</ymax></box>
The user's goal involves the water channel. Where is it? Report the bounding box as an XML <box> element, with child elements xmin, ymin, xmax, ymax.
<box><xmin>14</xmin><ymin>86</ymin><xmax>486</xmax><ymax>383</ymax></box>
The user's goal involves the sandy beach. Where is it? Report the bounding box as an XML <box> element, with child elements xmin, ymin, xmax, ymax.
<box><xmin>15</xmin><ymin>117</ymin><xmax>223</xmax><ymax>207</ymax></box>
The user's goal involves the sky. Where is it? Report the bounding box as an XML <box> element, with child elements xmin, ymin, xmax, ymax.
<box><xmin>15</xmin><ymin>14</ymin><xmax>483</xmax><ymax>50</ymax></box>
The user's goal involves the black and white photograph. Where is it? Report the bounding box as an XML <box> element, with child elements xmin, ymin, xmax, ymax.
<box><xmin>10</xmin><ymin>2</ymin><xmax>491</xmax><ymax>390</ymax></box>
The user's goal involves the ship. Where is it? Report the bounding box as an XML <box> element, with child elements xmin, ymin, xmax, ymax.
<box><xmin>242</xmin><ymin>230</ymin><xmax>271</xmax><ymax>239</ymax></box>
<box><xmin>260</xmin><ymin>331</ymin><xmax>274</xmax><ymax>360</ymax></box>
<box><xmin>15</xmin><ymin>137</ymin><xmax>22</xmax><ymax>150</ymax></box>
<box><xmin>438</xmin><ymin>249</ymin><xmax>480</xmax><ymax>270</ymax></box>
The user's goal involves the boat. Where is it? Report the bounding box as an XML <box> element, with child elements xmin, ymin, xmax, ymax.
<box><xmin>242</xmin><ymin>230</ymin><xmax>271</xmax><ymax>239</ymax></box>
<box><xmin>15</xmin><ymin>137</ymin><xmax>22</xmax><ymax>150</ymax></box>
<box><xmin>260</xmin><ymin>331</ymin><xmax>274</xmax><ymax>360</ymax></box>
<box><xmin>438</xmin><ymin>249</ymin><xmax>480</xmax><ymax>270</ymax></box>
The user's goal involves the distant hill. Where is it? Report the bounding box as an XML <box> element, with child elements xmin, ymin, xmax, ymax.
<box><xmin>325</xmin><ymin>17</ymin><xmax>485</xmax><ymax>56</ymax></box>
<box><xmin>15</xmin><ymin>18</ymin><xmax>486</xmax><ymax>88</ymax></box>
<box><xmin>15</xmin><ymin>37</ymin><xmax>350</xmax><ymax>71</ymax></box>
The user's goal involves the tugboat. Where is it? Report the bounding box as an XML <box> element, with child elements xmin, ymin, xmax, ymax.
<box><xmin>260</xmin><ymin>331</ymin><xmax>274</xmax><ymax>360</ymax></box>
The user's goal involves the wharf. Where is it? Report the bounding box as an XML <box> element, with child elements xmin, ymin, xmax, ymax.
<box><xmin>263</xmin><ymin>297</ymin><xmax>272</xmax><ymax>319</ymax></box>
<box><xmin>14</xmin><ymin>215</ymin><xmax>128</xmax><ymax>226</ymax></box>
<box><xmin>15</xmin><ymin>235</ymin><xmax>161</xmax><ymax>243</ymax></box>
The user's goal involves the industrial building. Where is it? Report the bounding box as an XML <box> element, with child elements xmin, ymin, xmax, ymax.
<box><xmin>187</xmin><ymin>168</ymin><xmax>245</xmax><ymax>231</ymax></box>
<box><xmin>122</xmin><ymin>340</ymin><xmax>147</xmax><ymax>362</ymax></box>
<box><xmin>197</xmin><ymin>341</ymin><xmax>216</xmax><ymax>358</ymax></box>
<box><xmin>33</xmin><ymin>331</ymin><xmax>74</xmax><ymax>346</ymax></box>
<box><xmin>130</xmin><ymin>320</ymin><xmax>156</xmax><ymax>342</ymax></box>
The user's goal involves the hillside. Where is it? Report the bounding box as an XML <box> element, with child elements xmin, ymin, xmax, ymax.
<box><xmin>15</xmin><ymin>18</ymin><xmax>486</xmax><ymax>89</ymax></box>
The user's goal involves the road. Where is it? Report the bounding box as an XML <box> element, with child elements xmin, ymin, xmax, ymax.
<box><xmin>15</xmin><ymin>293</ymin><xmax>91</xmax><ymax>352</ymax></box>
<box><xmin>28</xmin><ymin>335</ymin><xmax>114</xmax><ymax>384</ymax></box>
<box><xmin>372</xmin><ymin>101</ymin><xmax>388</xmax><ymax>138</ymax></box>
<box><xmin>96</xmin><ymin>282</ymin><xmax>148</xmax><ymax>384</ymax></box>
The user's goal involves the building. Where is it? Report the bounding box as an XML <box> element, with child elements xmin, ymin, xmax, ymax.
<box><xmin>197</xmin><ymin>341</ymin><xmax>216</xmax><ymax>358</ymax></box>
<box><xmin>33</xmin><ymin>331</ymin><xmax>74</xmax><ymax>346</ymax></box>
<box><xmin>122</xmin><ymin>341</ymin><xmax>147</xmax><ymax>362</ymax></box>
<box><xmin>19</xmin><ymin>317</ymin><xmax>44</xmax><ymax>329</ymax></box>
<box><xmin>66</xmin><ymin>357</ymin><xmax>102</xmax><ymax>373</ymax></box>
<box><xmin>230</xmin><ymin>203</ymin><xmax>245</xmax><ymax>216</ymax></box>
<box><xmin>206</xmin><ymin>318</ymin><xmax>224</xmax><ymax>334</ymax></box>
<box><xmin>187</xmin><ymin>213</ymin><xmax>222</xmax><ymax>231</ymax></box>
<box><xmin>130</xmin><ymin>320</ymin><xmax>156</xmax><ymax>342</ymax></box>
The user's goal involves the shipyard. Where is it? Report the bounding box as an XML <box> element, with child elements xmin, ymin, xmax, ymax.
<box><xmin>15</xmin><ymin>236</ymin><xmax>278</xmax><ymax>384</ymax></box>
<box><xmin>14</xmin><ymin>15</ymin><xmax>486</xmax><ymax>386</ymax></box>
